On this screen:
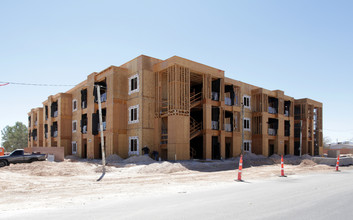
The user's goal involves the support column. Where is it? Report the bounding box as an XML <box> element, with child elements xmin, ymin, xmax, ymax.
<box><xmin>167</xmin><ymin>116</ymin><xmax>190</xmax><ymax>160</ymax></box>
<box><xmin>262</xmin><ymin>114</ymin><xmax>269</xmax><ymax>156</ymax></box>
<box><xmin>203</xmin><ymin>103</ymin><xmax>212</xmax><ymax>159</ymax></box>
<box><xmin>220</xmin><ymin>132</ymin><xmax>225</xmax><ymax>159</ymax></box>
<box><xmin>204</xmin><ymin>133</ymin><xmax>212</xmax><ymax>160</ymax></box>
<box><xmin>277</xmin><ymin>116</ymin><xmax>285</xmax><ymax>155</ymax></box>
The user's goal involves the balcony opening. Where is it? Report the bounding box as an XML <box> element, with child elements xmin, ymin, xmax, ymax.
<box><xmin>81</xmin><ymin>114</ymin><xmax>88</xmax><ymax>134</ymax></box>
<box><xmin>97</xmin><ymin>108</ymin><xmax>107</xmax><ymax>132</ymax></box>
<box><xmin>51</xmin><ymin>122</ymin><xmax>58</xmax><ymax>138</ymax></box>
<box><xmin>284</xmin><ymin>101</ymin><xmax>291</xmax><ymax>116</ymax></box>
<box><xmin>224</xmin><ymin>85</ymin><xmax>235</xmax><ymax>106</ymax></box>
<box><xmin>32</xmin><ymin>129</ymin><xmax>37</xmax><ymax>141</ymax></box>
<box><xmin>44</xmin><ymin>124</ymin><xmax>48</xmax><ymax>139</ymax></box>
<box><xmin>294</xmin><ymin>105</ymin><xmax>301</xmax><ymax>120</ymax></box>
<box><xmin>94</xmin><ymin>80</ymin><xmax>107</xmax><ymax>103</ymax></box>
<box><xmin>211</xmin><ymin>78</ymin><xmax>220</xmax><ymax>101</ymax></box>
<box><xmin>28</xmin><ymin>116</ymin><xmax>31</xmax><ymax>127</ymax></box>
<box><xmin>294</xmin><ymin>122</ymin><xmax>301</xmax><ymax>138</ymax></box>
<box><xmin>268</xmin><ymin>97</ymin><xmax>278</xmax><ymax>114</ymax></box>
<box><xmin>45</xmin><ymin>105</ymin><xmax>48</xmax><ymax>120</ymax></box>
<box><xmin>285</xmin><ymin>120</ymin><xmax>290</xmax><ymax>136</ymax></box>
<box><xmin>211</xmin><ymin>107</ymin><xmax>220</xmax><ymax>130</ymax></box>
<box><xmin>51</xmin><ymin>101</ymin><xmax>58</xmax><ymax>118</ymax></box>
<box><xmin>268</xmin><ymin>118</ymin><xmax>278</xmax><ymax>136</ymax></box>
<box><xmin>224</xmin><ymin>111</ymin><xmax>233</xmax><ymax>132</ymax></box>
<box><xmin>92</xmin><ymin>109</ymin><xmax>106</xmax><ymax>135</ymax></box>
<box><xmin>81</xmin><ymin>89</ymin><xmax>88</xmax><ymax>109</ymax></box>
<box><xmin>233</xmin><ymin>112</ymin><xmax>241</xmax><ymax>132</ymax></box>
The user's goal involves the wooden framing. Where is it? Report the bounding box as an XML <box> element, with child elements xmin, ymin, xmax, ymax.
<box><xmin>27</xmin><ymin>55</ymin><xmax>323</xmax><ymax>160</ymax></box>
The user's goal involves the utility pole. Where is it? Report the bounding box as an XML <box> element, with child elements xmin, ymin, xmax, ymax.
<box><xmin>96</xmin><ymin>85</ymin><xmax>106</xmax><ymax>176</ymax></box>
<box><xmin>241</xmin><ymin>102</ymin><xmax>244</xmax><ymax>156</ymax></box>
<box><xmin>299</xmin><ymin>120</ymin><xmax>302</xmax><ymax>157</ymax></box>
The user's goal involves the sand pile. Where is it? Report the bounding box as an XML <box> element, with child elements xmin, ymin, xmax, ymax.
<box><xmin>138</xmin><ymin>162</ymin><xmax>188</xmax><ymax>174</ymax></box>
<box><xmin>300</xmin><ymin>159</ymin><xmax>317</xmax><ymax>167</ymax></box>
<box><xmin>269</xmin><ymin>154</ymin><xmax>282</xmax><ymax>163</ymax></box>
<box><xmin>283</xmin><ymin>155</ymin><xmax>302</xmax><ymax>165</ymax></box>
<box><xmin>2</xmin><ymin>161</ymin><xmax>97</xmax><ymax>176</ymax></box>
<box><xmin>243</xmin><ymin>152</ymin><xmax>273</xmax><ymax>166</ymax></box>
<box><xmin>301</xmin><ymin>154</ymin><xmax>312</xmax><ymax>160</ymax></box>
<box><xmin>123</xmin><ymin>155</ymin><xmax>155</xmax><ymax>164</ymax></box>
<box><xmin>65</xmin><ymin>155</ymin><xmax>81</xmax><ymax>162</ymax></box>
<box><xmin>106</xmin><ymin>154</ymin><xmax>123</xmax><ymax>163</ymax></box>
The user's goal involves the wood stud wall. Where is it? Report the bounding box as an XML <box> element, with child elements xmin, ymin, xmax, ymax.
<box><xmin>27</xmin><ymin>55</ymin><xmax>323</xmax><ymax>160</ymax></box>
<box><xmin>167</xmin><ymin>65</ymin><xmax>190</xmax><ymax>116</ymax></box>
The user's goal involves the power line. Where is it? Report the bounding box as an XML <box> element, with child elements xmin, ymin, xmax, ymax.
<box><xmin>0</xmin><ymin>81</ymin><xmax>75</xmax><ymax>87</ymax></box>
<box><xmin>324</xmin><ymin>128</ymin><xmax>353</xmax><ymax>132</ymax></box>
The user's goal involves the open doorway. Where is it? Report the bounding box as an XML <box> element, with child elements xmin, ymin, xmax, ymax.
<box><xmin>82</xmin><ymin>139</ymin><xmax>87</xmax><ymax>158</ymax></box>
<box><xmin>294</xmin><ymin>141</ymin><xmax>300</xmax><ymax>156</ymax></box>
<box><xmin>190</xmin><ymin>136</ymin><xmax>203</xmax><ymax>159</ymax></box>
<box><xmin>212</xmin><ymin>136</ymin><xmax>220</xmax><ymax>160</ymax></box>
<box><xmin>284</xmin><ymin>141</ymin><xmax>289</xmax><ymax>155</ymax></box>
<box><xmin>225</xmin><ymin>137</ymin><xmax>232</xmax><ymax>159</ymax></box>
<box><xmin>268</xmin><ymin>140</ymin><xmax>275</xmax><ymax>156</ymax></box>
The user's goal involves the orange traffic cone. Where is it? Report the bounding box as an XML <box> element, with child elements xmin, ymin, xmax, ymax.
<box><xmin>280</xmin><ymin>155</ymin><xmax>286</xmax><ymax>177</ymax></box>
<box><xmin>336</xmin><ymin>155</ymin><xmax>340</xmax><ymax>172</ymax></box>
<box><xmin>237</xmin><ymin>154</ymin><xmax>243</xmax><ymax>181</ymax></box>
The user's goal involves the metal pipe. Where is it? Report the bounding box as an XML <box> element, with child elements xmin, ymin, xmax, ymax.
<box><xmin>97</xmin><ymin>85</ymin><xmax>106</xmax><ymax>175</ymax></box>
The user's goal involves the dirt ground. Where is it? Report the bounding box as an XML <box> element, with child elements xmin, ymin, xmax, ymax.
<box><xmin>0</xmin><ymin>153</ymin><xmax>349</xmax><ymax>212</ymax></box>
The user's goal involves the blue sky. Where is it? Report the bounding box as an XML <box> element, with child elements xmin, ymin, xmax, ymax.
<box><xmin>0</xmin><ymin>0</ymin><xmax>352</xmax><ymax>143</ymax></box>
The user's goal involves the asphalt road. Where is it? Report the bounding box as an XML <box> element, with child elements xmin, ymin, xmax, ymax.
<box><xmin>3</xmin><ymin>170</ymin><xmax>353</xmax><ymax>220</ymax></box>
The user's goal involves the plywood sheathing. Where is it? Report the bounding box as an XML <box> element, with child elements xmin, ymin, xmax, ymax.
<box><xmin>27</xmin><ymin>54</ymin><xmax>323</xmax><ymax>160</ymax></box>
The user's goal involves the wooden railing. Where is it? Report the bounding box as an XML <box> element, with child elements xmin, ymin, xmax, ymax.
<box><xmin>190</xmin><ymin>92</ymin><xmax>202</xmax><ymax>108</ymax></box>
<box><xmin>190</xmin><ymin>117</ymin><xmax>202</xmax><ymax>140</ymax></box>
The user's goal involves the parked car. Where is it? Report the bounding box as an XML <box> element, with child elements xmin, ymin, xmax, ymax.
<box><xmin>0</xmin><ymin>149</ymin><xmax>46</xmax><ymax>167</ymax></box>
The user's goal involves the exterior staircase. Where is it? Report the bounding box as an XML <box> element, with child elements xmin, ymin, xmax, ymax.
<box><xmin>190</xmin><ymin>92</ymin><xmax>202</xmax><ymax>108</ymax></box>
<box><xmin>190</xmin><ymin>117</ymin><xmax>202</xmax><ymax>140</ymax></box>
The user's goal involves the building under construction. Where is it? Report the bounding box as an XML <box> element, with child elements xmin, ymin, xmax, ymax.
<box><xmin>27</xmin><ymin>55</ymin><xmax>323</xmax><ymax>160</ymax></box>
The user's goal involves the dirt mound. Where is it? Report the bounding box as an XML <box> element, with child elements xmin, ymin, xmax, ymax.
<box><xmin>283</xmin><ymin>155</ymin><xmax>302</xmax><ymax>165</ymax></box>
<box><xmin>243</xmin><ymin>153</ymin><xmax>273</xmax><ymax>167</ymax></box>
<box><xmin>269</xmin><ymin>154</ymin><xmax>282</xmax><ymax>163</ymax></box>
<box><xmin>300</xmin><ymin>159</ymin><xmax>317</xmax><ymax>167</ymax></box>
<box><xmin>301</xmin><ymin>154</ymin><xmax>312</xmax><ymax>160</ymax></box>
<box><xmin>243</xmin><ymin>152</ymin><xmax>266</xmax><ymax>160</ymax></box>
<box><xmin>123</xmin><ymin>155</ymin><xmax>155</xmax><ymax>164</ymax></box>
<box><xmin>106</xmin><ymin>154</ymin><xmax>123</xmax><ymax>164</ymax></box>
<box><xmin>65</xmin><ymin>155</ymin><xmax>81</xmax><ymax>162</ymax></box>
<box><xmin>138</xmin><ymin>162</ymin><xmax>188</xmax><ymax>174</ymax></box>
<box><xmin>2</xmin><ymin>161</ymin><xmax>97</xmax><ymax>176</ymax></box>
